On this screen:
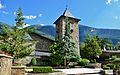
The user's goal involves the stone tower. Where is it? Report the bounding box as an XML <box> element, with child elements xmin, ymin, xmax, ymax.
<box><xmin>54</xmin><ymin>8</ymin><xmax>80</xmax><ymax>56</ymax></box>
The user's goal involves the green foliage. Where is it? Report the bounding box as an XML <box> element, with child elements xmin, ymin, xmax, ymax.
<box><xmin>77</xmin><ymin>58</ymin><xmax>90</xmax><ymax>66</ymax></box>
<box><xmin>96</xmin><ymin>37</ymin><xmax>112</xmax><ymax>50</ymax></box>
<box><xmin>106</xmin><ymin>64</ymin><xmax>115</xmax><ymax>69</ymax></box>
<box><xmin>69</xmin><ymin>54</ymin><xmax>80</xmax><ymax>62</ymax></box>
<box><xmin>106</xmin><ymin>43</ymin><xmax>113</xmax><ymax>50</ymax></box>
<box><xmin>32</xmin><ymin>66</ymin><xmax>53</xmax><ymax>73</ymax></box>
<box><xmin>30</xmin><ymin>57</ymin><xmax>37</xmax><ymax>66</ymax></box>
<box><xmin>0</xmin><ymin>8</ymin><xmax>36</xmax><ymax>59</ymax></box>
<box><xmin>12</xmin><ymin>63</ymin><xmax>22</xmax><ymax>66</ymax></box>
<box><xmin>110</xmin><ymin>56</ymin><xmax>117</xmax><ymax>61</ymax></box>
<box><xmin>49</xmin><ymin>40</ymin><xmax>63</xmax><ymax>65</ymax></box>
<box><xmin>103</xmin><ymin>65</ymin><xmax>110</xmax><ymax>70</ymax></box>
<box><xmin>80</xmin><ymin>34</ymin><xmax>102</xmax><ymax>58</ymax></box>
<box><xmin>61</xmin><ymin>17</ymin><xmax>77</xmax><ymax>66</ymax></box>
<box><xmin>37</xmin><ymin>61</ymin><xmax>50</xmax><ymax>66</ymax></box>
<box><xmin>115</xmin><ymin>42</ymin><xmax>120</xmax><ymax>50</ymax></box>
<box><xmin>90</xmin><ymin>59</ymin><xmax>96</xmax><ymax>63</ymax></box>
<box><xmin>69</xmin><ymin>64</ymin><xmax>75</xmax><ymax>68</ymax></box>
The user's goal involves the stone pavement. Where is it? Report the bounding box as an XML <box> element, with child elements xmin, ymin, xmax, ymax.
<box><xmin>56</xmin><ymin>68</ymin><xmax>103</xmax><ymax>75</ymax></box>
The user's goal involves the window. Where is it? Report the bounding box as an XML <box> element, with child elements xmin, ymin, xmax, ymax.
<box><xmin>70</xmin><ymin>22</ymin><xmax>74</xmax><ymax>33</ymax></box>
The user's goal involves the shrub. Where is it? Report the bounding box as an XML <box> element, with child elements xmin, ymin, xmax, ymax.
<box><xmin>90</xmin><ymin>59</ymin><xmax>96</xmax><ymax>63</ymax></box>
<box><xmin>12</xmin><ymin>63</ymin><xmax>21</xmax><ymax>66</ymax></box>
<box><xmin>110</xmin><ymin>56</ymin><xmax>117</xmax><ymax>60</ymax></box>
<box><xmin>69</xmin><ymin>55</ymin><xmax>80</xmax><ymax>62</ymax></box>
<box><xmin>32</xmin><ymin>66</ymin><xmax>53</xmax><ymax>73</ymax></box>
<box><xmin>103</xmin><ymin>65</ymin><xmax>110</xmax><ymax>70</ymax></box>
<box><xmin>107</xmin><ymin>64</ymin><xmax>115</xmax><ymax>69</ymax></box>
<box><xmin>77</xmin><ymin>58</ymin><xmax>90</xmax><ymax>66</ymax></box>
<box><xmin>103</xmin><ymin>66</ymin><xmax>110</xmax><ymax>70</ymax></box>
<box><xmin>29</xmin><ymin>57</ymin><xmax>37</xmax><ymax>66</ymax></box>
<box><xmin>69</xmin><ymin>64</ymin><xmax>75</xmax><ymax>68</ymax></box>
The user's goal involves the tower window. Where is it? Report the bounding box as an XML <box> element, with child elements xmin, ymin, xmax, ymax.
<box><xmin>70</xmin><ymin>22</ymin><xmax>74</xmax><ymax>32</ymax></box>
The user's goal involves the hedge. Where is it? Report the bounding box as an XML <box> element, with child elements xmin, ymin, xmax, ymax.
<box><xmin>32</xmin><ymin>66</ymin><xmax>53</xmax><ymax>73</ymax></box>
<box><xmin>77</xmin><ymin>58</ymin><xmax>90</xmax><ymax>66</ymax></box>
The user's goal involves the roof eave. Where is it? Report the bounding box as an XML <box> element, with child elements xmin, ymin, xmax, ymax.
<box><xmin>53</xmin><ymin>15</ymin><xmax>81</xmax><ymax>24</ymax></box>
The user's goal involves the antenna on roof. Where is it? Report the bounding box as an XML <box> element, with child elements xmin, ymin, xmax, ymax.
<box><xmin>65</xmin><ymin>0</ymin><xmax>69</xmax><ymax>9</ymax></box>
<box><xmin>66</xmin><ymin>5</ymin><xmax>68</xmax><ymax>9</ymax></box>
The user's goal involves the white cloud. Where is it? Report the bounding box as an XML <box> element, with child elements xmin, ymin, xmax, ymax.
<box><xmin>13</xmin><ymin>11</ymin><xmax>16</xmax><ymax>15</ymax></box>
<box><xmin>0</xmin><ymin>1</ymin><xmax>5</xmax><ymax>9</ymax></box>
<box><xmin>1</xmin><ymin>11</ymin><xmax>8</xmax><ymax>14</ymax></box>
<box><xmin>40</xmin><ymin>24</ymin><xmax>45</xmax><ymax>26</ymax></box>
<box><xmin>22</xmin><ymin>13</ymin><xmax>42</xmax><ymax>20</ymax></box>
<box><xmin>22</xmin><ymin>24</ymin><xmax>30</xmax><ymax>28</ymax></box>
<box><xmin>23</xmin><ymin>15</ymin><xmax>37</xmax><ymax>19</ymax></box>
<box><xmin>18</xmin><ymin>23</ymin><xmax>30</xmax><ymax>29</ymax></box>
<box><xmin>106</xmin><ymin>0</ymin><xmax>112</xmax><ymax>4</ymax></box>
<box><xmin>106</xmin><ymin>0</ymin><xmax>119</xmax><ymax>5</ymax></box>
<box><xmin>0</xmin><ymin>10</ymin><xmax>8</xmax><ymax>14</ymax></box>
<box><xmin>113</xmin><ymin>16</ymin><xmax>119</xmax><ymax>19</ymax></box>
<box><xmin>38</xmin><ymin>14</ymin><xmax>42</xmax><ymax>17</ymax></box>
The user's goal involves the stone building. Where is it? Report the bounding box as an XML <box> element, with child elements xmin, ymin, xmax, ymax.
<box><xmin>30</xmin><ymin>8</ymin><xmax>80</xmax><ymax>58</ymax></box>
<box><xmin>30</xmin><ymin>30</ymin><xmax>55</xmax><ymax>58</ymax></box>
<box><xmin>18</xmin><ymin>30</ymin><xmax>55</xmax><ymax>65</ymax></box>
<box><xmin>16</xmin><ymin>8</ymin><xmax>81</xmax><ymax>65</ymax></box>
<box><xmin>54</xmin><ymin>8</ymin><xmax>80</xmax><ymax>56</ymax></box>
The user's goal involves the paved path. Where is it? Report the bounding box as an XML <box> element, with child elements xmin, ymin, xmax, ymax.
<box><xmin>56</xmin><ymin>68</ymin><xmax>103</xmax><ymax>75</ymax></box>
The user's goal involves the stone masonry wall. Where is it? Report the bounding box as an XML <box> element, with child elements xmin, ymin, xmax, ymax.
<box><xmin>56</xmin><ymin>17</ymin><xmax>80</xmax><ymax>56</ymax></box>
<box><xmin>30</xmin><ymin>33</ymin><xmax>54</xmax><ymax>52</ymax></box>
<box><xmin>11</xmin><ymin>66</ymin><xmax>26</xmax><ymax>75</ymax></box>
<box><xmin>0</xmin><ymin>56</ymin><xmax>12</xmax><ymax>75</ymax></box>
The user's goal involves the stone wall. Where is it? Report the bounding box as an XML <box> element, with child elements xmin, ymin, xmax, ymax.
<box><xmin>15</xmin><ymin>33</ymin><xmax>54</xmax><ymax>65</ymax></box>
<box><xmin>14</xmin><ymin>56</ymin><xmax>32</xmax><ymax>65</ymax></box>
<box><xmin>0</xmin><ymin>55</ymin><xmax>13</xmax><ymax>75</ymax></box>
<box><xmin>11</xmin><ymin>66</ymin><xmax>26</xmax><ymax>75</ymax></box>
<box><xmin>30</xmin><ymin>33</ymin><xmax>54</xmax><ymax>52</ymax></box>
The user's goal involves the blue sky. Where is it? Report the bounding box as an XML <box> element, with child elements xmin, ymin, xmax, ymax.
<box><xmin>0</xmin><ymin>0</ymin><xmax>120</xmax><ymax>29</ymax></box>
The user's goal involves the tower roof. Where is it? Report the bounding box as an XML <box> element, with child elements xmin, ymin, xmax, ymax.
<box><xmin>62</xmin><ymin>8</ymin><xmax>74</xmax><ymax>17</ymax></box>
<box><xmin>54</xmin><ymin>8</ymin><xmax>80</xmax><ymax>24</ymax></box>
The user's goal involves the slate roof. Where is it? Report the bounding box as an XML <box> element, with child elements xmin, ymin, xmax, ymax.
<box><xmin>63</xmin><ymin>8</ymin><xmax>74</xmax><ymax>18</ymax></box>
<box><xmin>54</xmin><ymin>8</ymin><xmax>80</xmax><ymax>24</ymax></box>
<box><xmin>33</xmin><ymin>30</ymin><xmax>55</xmax><ymax>41</ymax></box>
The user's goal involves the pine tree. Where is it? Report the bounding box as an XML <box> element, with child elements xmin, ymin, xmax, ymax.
<box><xmin>62</xmin><ymin>17</ymin><xmax>77</xmax><ymax>66</ymax></box>
<box><xmin>0</xmin><ymin>8</ymin><xmax>36</xmax><ymax>59</ymax></box>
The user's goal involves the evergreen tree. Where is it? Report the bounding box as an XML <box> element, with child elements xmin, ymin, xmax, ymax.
<box><xmin>0</xmin><ymin>8</ymin><xmax>35</xmax><ymax>59</ymax></box>
<box><xmin>61</xmin><ymin>17</ymin><xmax>77</xmax><ymax>66</ymax></box>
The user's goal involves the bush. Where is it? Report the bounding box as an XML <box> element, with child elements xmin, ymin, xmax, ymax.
<box><xmin>32</xmin><ymin>66</ymin><xmax>53</xmax><ymax>73</ymax></box>
<box><xmin>90</xmin><ymin>59</ymin><xmax>96</xmax><ymax>63</ymax></box>
<box><xmin>29</xmin><ymin>57</ymin><xmax>37</xmax><ymax>66</ymax></box>
<box><xmin>69</xmin><ymin>64</ymin><xmax>75</xmax><ymax>68</ymax></box>
<box><xmin>103</xmin><ymin>66</ymin><xmax>110</xmax><ymax>70</ymax></box>
<box><xmin>69</xmin><ymin>55</ymin><xmax>80</xmax><ymax>62</ymax></box>
<box><xmin>77</xmin><ymin>58</ymin><xmax>90</xmax><ymax>66</ymax></box>
<box><xmin>110</xmin><ymin>56</ymin><xmax>117</xmax><ymax>60</ymax></box>
<box><xmin>12</xmin><ymin>63</ymin><xmax>21</xmax><ymax>66</ymax></box>
<box><xmin>107</xmin><ymin>64</ymin><xmax>115</xmax><ymax>69</ymax></box>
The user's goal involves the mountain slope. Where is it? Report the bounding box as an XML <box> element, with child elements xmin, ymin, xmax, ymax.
<box><xmin>34</xmin><ymin>24</ymin><xmax>120</xmax><ymax>45</ymax></box>
<box><xmin>79</xmin><ymin>25</ymin><xmax>120</xmax><ymax>45</ymax></box>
